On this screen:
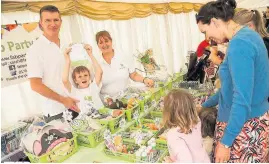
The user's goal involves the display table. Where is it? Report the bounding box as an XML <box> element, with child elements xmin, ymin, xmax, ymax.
<box><xmin>64</xmin><ymin>142</ymin><xmax>126</xmax><ymax>163</ymax></box>
<box><xmin>64</xmin><ymin>119</ymin><xmax>144</xmax><ymax>163</ymax></box>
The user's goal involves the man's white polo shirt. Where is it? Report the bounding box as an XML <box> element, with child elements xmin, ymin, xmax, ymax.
<box><xmin>27</xmin><ymin>35</ymin><xmax>68</xmax><ymax>116</ymax></box>
<box><xmin>100</xmin><ymin>49</ymin><xmax>135</xmax><ymax>97</ymax></box>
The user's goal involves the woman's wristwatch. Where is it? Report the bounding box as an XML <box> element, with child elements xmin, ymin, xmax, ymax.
<box><xmin>221</xmin><ymin>143</ymin><xmax>230</xmax><ymax>148</ymax></box>
<box><xmin>143</xmin><ymin>77</ymin><xmax>147</xmax><ymax>83</ymax></box>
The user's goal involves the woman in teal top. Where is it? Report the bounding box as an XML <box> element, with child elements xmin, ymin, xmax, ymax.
<box><xmin>196</xmin><ymin>0</ymin><xmax>269</xmax><ymax>163</ymax></box>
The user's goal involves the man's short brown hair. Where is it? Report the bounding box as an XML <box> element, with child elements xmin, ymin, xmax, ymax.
<box><xmin>39</xmin><ymin>5</ymin><xmax>60</xmax><ymax>19</ymax></box>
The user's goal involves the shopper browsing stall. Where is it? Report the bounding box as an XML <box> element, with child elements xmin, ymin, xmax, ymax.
<box><xmin>233</xmin><ymin>9</ymin><xmax>269</xmax><ymax>58</ymax></box>
<box><xmin>163</xmin><ymin>89</ymin><xmax>210</xmax><ymax>163</ymax></box>
<box><xmin>197</xmin><ymin>0</ymin><xmax>269</xmax><ymax>162</ymax></box>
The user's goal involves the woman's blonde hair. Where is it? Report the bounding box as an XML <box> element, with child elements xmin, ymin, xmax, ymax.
<box><xmin>163</xmin><ymin>89</ymin><xmax>199</xmax><ymax>134</ymax></box>
<box><xmin>233</xmin><ymin>9</ymin><xmax>269</xmax><ymax>38</ymax></box>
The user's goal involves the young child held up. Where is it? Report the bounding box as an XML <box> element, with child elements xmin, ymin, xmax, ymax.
<box><xmin>162</xmin><ymin>89</ymin><xmax>210</xmax><ymax>163</ymax></box>
<box><xmin>62</xmin><ymin>44</ymin><xmax>104</xmax><ymax>119</ymax></box>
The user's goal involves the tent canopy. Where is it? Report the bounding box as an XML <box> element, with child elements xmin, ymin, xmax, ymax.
<box><xmin>2</xmin><ymin>0</ymin><xmax>268</xmax><ymax>9</ymax></box>
<box><xmin>2</xmin><ymin>0</ymin><xmax>268</xmax><ymax>20</ymax></box>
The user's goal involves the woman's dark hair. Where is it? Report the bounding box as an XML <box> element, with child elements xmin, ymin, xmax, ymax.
<box><xmin>199</xmin><ymin>107</ymin><xmax>217</xmax><ymax>138</ymax></box>
<box><xmin>196</xmin><ymin>0</ymin><xmax>237</xmax><ymax>24</ymax></box>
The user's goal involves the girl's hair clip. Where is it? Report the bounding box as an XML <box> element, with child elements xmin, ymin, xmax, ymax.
<box><xmin>251</xmin><ymin>10</ymin><xmax>256</xmax><ymax>15</ymax></box>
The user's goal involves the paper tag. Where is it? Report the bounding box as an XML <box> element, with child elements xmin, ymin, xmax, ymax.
<box><xmin>84</xmin><ymin>98</ymin><xmax>94</xmax><ymax>110</ymax></box>
<box><xmin>133</xmin><ymin>109</ymin><xmax>139</xmax><ymax>120</ymax></box>
<box><xmin>119</xmin><ymin>118</ymin><xmax>126</xmax><ymax>129</ymax></box>
<box><xmin>134</xmin><ymin>130</ymin><xmax>143</xmax><ymax>145</ymax></box>
<box><xmin>154</xmin><ymin>118</ymin><xmax>161</xmax><ymax>129</ymax></box>
<box><xmin>104</xmin><ymin>139</ymin><xmax>116</xmax><ymax>152</ymax></box>
<box><xmin>148</xmin><ymin>151</ymin><xmax>154</xmax><ymax>162</ymax></box>
<box><xmin>165</xmin><ymin>89</ymin><xmax>169</xmax><ymax>95</ymax></box>
<box><xmin>152</xmin><ymin>100</ymin><xmax>157</xmax><ymax>107</ymax></box>
<box><xmin>117</xmin><ymin>90</ymin><xmax>125</xmax><ymax>98</ymax></box>
<box><xmin>172</xmin><ymin>83</ymin><xmax>178</xmax><ymax>88</ymax></box>
<box><xmin>104</xmin><ymin>129</ymin><xmax>112</xmax><ymax>140</ymax></box>
<box><xmin>62</xmin><ymin>110</ymin><xmax>73</xmax><ymax>122</ymax></box>
<box><xmin>144</xmin><ymin>105</ymin><xmax>149</xmax><ymax>112</ymax></box>
<box><xmin>70</xmin><ymin>118</ymin><xmax>88</xmax><ymax>132</ymax></box>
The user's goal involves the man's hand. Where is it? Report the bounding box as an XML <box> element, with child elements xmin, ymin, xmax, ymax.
<box><xmin>215</xmin><ymin>142</ymin><xmax>231</xmax><ymax>163</ymax></box>
<box><xmin>60</xmin><ymin>96</ymin><xmax>80</xmax><ymax>113</ymax></box>
<box><xmin>144</xmin><ymin>78</ymin><xmax>154</xmax><ymax>87</ymax></box>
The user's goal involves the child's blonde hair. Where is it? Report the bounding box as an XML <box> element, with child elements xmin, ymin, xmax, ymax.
<box><xmin>163</xmin><ymin>89</ymin><xmax>199</xmax><ymax>134</ymax></box>
<box><xmin>233</xmin><ymin>9</ymin><xmax>269</xmax><ymax>38</ymax></box>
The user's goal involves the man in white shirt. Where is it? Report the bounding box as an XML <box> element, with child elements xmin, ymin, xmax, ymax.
<box><xmin>27</xmin><ymin>5</ymin><xmax>80</xmax><ymax>122</ymax></box>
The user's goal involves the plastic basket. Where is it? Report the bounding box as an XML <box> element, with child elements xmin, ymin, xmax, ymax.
<box><xmin>156</xmin><ymin>149</ymin><xmax>169</xmax><ymax>163</ymax></box>
<box><xmin>156</xmin><ymin>139</ymin><xmax>167</xmax><ymax>150</ymax></box>
<box><xmin>77</xmin><ymin>125</ymin><xmax>106</xmax><ymax>148</ymax></box>
<box><xmin>140</xmin><ymin>94</ymin><xmax>154</xmax><ymax>112</ymax></box>
<box><xmin>156</xmin><ymin>128</ymin><xmax>168</xmax><ymax>150</ymax></box>
<box><xmin>103</xmin><ymin>142</ymin><xmax>139</xmax><ymax>162</ymax></box>
<box><xmin>145</xmin><ymin>111</ymin><xmax>163</xmax><ymax>119</ymax></box>
<box><xmin>173</xmin><ymin>73</ymin><xmax>184</xmax><ymax>81</ymax></box>
<box><xmin>151</xmin><ymin>87</ymin><xmax>163</xmax><ymax>101</ymax></box>
<box><xmin>125</xmin><ymin>105</ymin><xmax>141</xmax><ymax>122</ymax></box>
<box><xmin>162</xmin><ymin>81</ymin><xmax>173</xmax><ymax>96</ymax></box>
<box><xmin>25</xmin><ymin>135</ymin><xmax>78</xmax><ymax>163</ymax></box>
<box><xmin>122</xmin><ymin>128</ymin><xmax>158</xmax><ymax>146</ymax></box>
<box><xmin>135</xmin><ymin>148</ymin><xmax>168</xmax><ymax>163</ymax></box>
<box><xmin>131</xmin><ymin>119</ymin><xmax>161</xmax><ymax>132</ymax></box>
<box><xmin>171</xmin><ymin>73</ymin><xmax>184</xmax><ymax>89</ymax></box>
<box><xmin>98</xmin><ymin>109</ymin><xmax>126</xmax><ymax>134</ymax></box>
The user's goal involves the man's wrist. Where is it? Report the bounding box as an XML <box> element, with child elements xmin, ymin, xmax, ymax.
<box><xmin>58</xmin><ymin>95</ymin><xmax>65</xmax><ymax>104</ymax></box>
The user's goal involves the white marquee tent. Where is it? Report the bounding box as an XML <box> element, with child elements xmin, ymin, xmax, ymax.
<box><xmin>1</xmin><ymin>0</ymin><xmax>268</xmax><ymax>126</ymax></box>
<box><xmin>2</xmin><ymin>0</ymin><xmax>268</xmax><ymax>8</ymax></box>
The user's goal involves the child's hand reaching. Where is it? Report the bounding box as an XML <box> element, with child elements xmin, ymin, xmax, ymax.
<box><xmin>163</xmin><ymin>156</ymin><xmax>173</xmax><ymax>163</ymax></box>
<box><xmin>84</xmin><ymin>44</ymin><xmax>92</xmax><ymax>55</ymax></box>
<box><xmin>196</xmin><ymin>104</ymin><xmax>202</xmax><ymax>113</ymax></box>
<box><xmin>64</xmin><ymin>47</ymin><xmax>72</xmax><ymax>62</ymax></box>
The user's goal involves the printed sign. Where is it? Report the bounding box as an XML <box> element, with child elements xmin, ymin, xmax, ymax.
<box><xmin>1</xmin><ymin>23</ymin><xmax>42</xmax><ymax>88</ymax></box>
